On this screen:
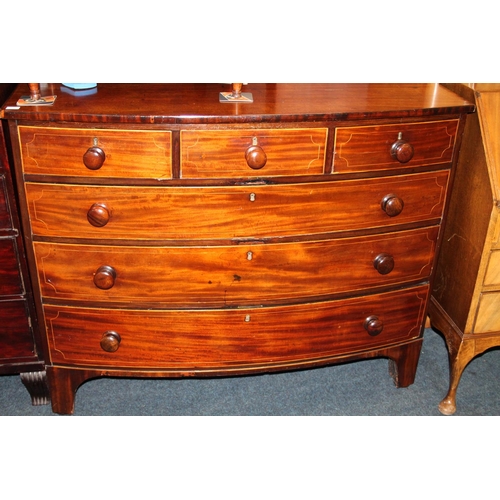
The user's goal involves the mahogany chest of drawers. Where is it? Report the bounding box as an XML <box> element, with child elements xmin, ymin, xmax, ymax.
<box><xmin>1</xmin><ymin>83</ymin><xmax>473</xmax><ymax>414</ymax></box>
<box><xmin>0</xmin><ymin>83</ymin><xmax>48</xmax><ymax>404</ymax></box>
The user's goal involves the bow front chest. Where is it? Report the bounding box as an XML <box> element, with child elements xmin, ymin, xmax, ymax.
<box><xmin>1</xmin><ymin>84</ymin><xmax>473</xmax><ymax>414</ymax></box>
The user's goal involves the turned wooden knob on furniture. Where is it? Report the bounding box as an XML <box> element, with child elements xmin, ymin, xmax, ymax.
<box><xmin>93</xmin><ymin>265</ymin><xmax>116</xmax><ymax>290</ymax></box>
<box><xmin>100</xmin><ymin>331</ymin><xmax>121</xmax><ymax>352</ymax></box>
<box><xmin>245</xmin><ymin>145</ymin><xmax>267</xmax><ymax>170</ymax></box>
<box><xmin>87</xmin><ymin>203</ymin><xmax>110</xmax><ymax>227</ymax></box>
<box><xmin>83</xmin><ymin>146</ymin><xmax>106</xmax><ymax>170</ymax></box>
<box><xmin>381</xmin><ymin>194</ymin><xmax>404</xmax><ymax>217</ymax></box>
<box><xmin>391</xmin><ymin>132</ymin><xmax>414</xmax><ymax>163</ymax></box>
<box><xmin>364</xmin><ymin>315</ymin><xmax>384</xmax><ymax>336</ymax></box>
<box><xmin>373</xmin><ymin>253</ymin><xmax>395</xmax><ymax>275</ymax></box>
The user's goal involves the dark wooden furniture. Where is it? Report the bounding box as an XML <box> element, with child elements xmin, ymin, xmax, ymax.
<box><xmin>429</xmin><ymin>83</ymin><xmax>500</xmax><ymax>415</ymax></box>
<box><xmin>1</xmin><ymin>83</ymin><xmax>473</xmax><ymax>414</ymax></box>
<box><xmin>0</xmin><ymin>83</ymin><xmax>49</xmax><ymax>405</ymax></box>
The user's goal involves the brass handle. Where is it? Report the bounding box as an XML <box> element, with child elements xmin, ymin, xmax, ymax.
<box><xmin>100</xmin><ymin>331</ymin><xmax>121</xmax><ymax>352</ymax></box>
<box><xmin>93</xmin><ymin>265</ymin><xmax>116</xmax><ymax>290</ymax></box>
<box><xmin>391</xmin><ymin>133</ymin><xmax>414</xmax><ymax>163</ymax></box>
<box><xmin>83</xmin><ymin>146</ymin><xmax>106</xmax><ymax>170</ymax></box>
<box><xmin>373</xmin><ymin>253</ymin><xmax>395</xmax><ymax>275</ymax></box>
<box><xmin>381</xmin><ymin>194</ymin><xmax>404</xmax><ymax>217</ymax></box>
<box><xmin>245</xmin><ymin>145</ymin><xmax>267</xmax><ymax>170</ymax></box>
<box><xmin>364</xmin><ymin>315</ymin><xmax>384</xmax><ymax>336</ymax></box>
<box><xmin>87</xmin><ymin>203</ymin><xmax>110</xmax><ymax>227</ymax></box>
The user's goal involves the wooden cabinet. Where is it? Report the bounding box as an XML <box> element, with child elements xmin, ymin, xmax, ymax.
<box><xmin>429</xmin><ymin>83</ymin><xmax>500</xmax><ymax>415</ymax></box>
<box><xmin>0</xmin><ymin>84</ymin><xmax>49</xmax><ymax>405</ymax></box>
<box><xmin>1</xmin><ymin>83</ymin><xmax>473</xmax><ymax>414</ymax></box>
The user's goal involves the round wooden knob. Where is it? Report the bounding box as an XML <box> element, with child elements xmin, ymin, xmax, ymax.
<box><xmin>87</xmin><ymin>203</ymin><xmax>110</xmax><ymax>227</ymax></box>
<box><xmin>364</xmin><ymin>315</ymin><xmax>384</xmax><ymax>336</ymax></box>
<box><xmin>381</xmin><ymin>194</ymin><xmax>404</xmax><ymax>217</ymax></box>
<box><xmin>245</xmin><ymin>145</ymin><xmax>267</xmax><ymax>170</ymax></box>
<box><xmin>83</xmin><ymin>146</ymin><xmax>106</xmax><ymax>170</ymax></box>
<box><xmin>373</xmin><ymin>253</ymin><xmax>395</xmax><ymax>275</ymax></box>
<box><xmin>391</xmin><ymin>139</ymin><xmax>414</xmax><ymax>163</ymax></box>
<box><xmin>100</xmin><ymin>331</ymin><xmax>121</xmax><ymax>352</ymax></box>
<box><xmin>93</xmin><ymin>265</ymin><xmax>116</xmax><ymax>290</ymax></box>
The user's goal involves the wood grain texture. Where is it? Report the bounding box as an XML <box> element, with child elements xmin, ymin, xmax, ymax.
<box><xmin>33</xmin><ymin>227</ymin><xmax>438</xmax><ymax>306</ymax></box>
<box><xmin>2</xmin><ymin>83</ymin><xmax>474</xmax><ymax>124</ymax></box>
<box><xmin>431</xmin><ymin>104</ymin><xmax>491</xmax><ymax>333</ymax></box>
<box><xmin>44</xmin><ymin>285</ymin><xmax>428</xmax><ymax>369</ymax></box>
<box><xmin>333</xmin><ymin>120</ymin><xmax>459</xmax><ymax>173</ymax></box>
<box><xmin>181</xmin><ymin>128</ymin><xmax>327</xmax><ymax>178</ymax></box>
<box><xmin>25</xmin><ymin>171</ymin><xmax>449</xmax><ymax>240</ymax></box>
<box><xmin>19</xmin><ymin>126</ymin><xmax>172</xmax><ymax>179</ymax></box>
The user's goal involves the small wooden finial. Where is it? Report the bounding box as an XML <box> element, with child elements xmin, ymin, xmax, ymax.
<box><xmin>231</xmin><ymin>83</ymin><xmax>242</xmax><ymax>98</ymax></box>
<box><xmin>28</xmin><ymin>83</ymin><xmax>41</xmax><ymax>101</ymax></box>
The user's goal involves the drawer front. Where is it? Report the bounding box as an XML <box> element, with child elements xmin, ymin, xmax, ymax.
<box><xmin>333</xmin><ymin>120</ymin><xmax>459</xmax><ymax>173</ymax></box>
<box><xmin>0</xmin><ymin>238</ymin><xmax>24</xmax><ymax>296</ymax></box>
<box><xmin>483</xmin><ymin>250</ymin><xmax>500</xmax><ymax>288</ymax></box>
<box><xmin>473</xmin><ymin>292</ymin><xmax>500</xmax><ymax>333</ymax></box>
<box><xmin>0</xmin><ymin>299</ymin><xmax>34</xmax><ymax>360</ymax></box>
<box><xmin>0</xmin><ymin>176</ymin><xmax>12</xmax><ymax>229</ymax></box>
<box><xmin>34</xmin><ymin>227</ymin><xmax>438</xmax><ymax>306</ymax></box>
<box><xmin>25</xmin><ymin>170</ymin><xmax>449</xmax><ymax>240</ymax></box>
<box><xmin>44</xmin><ymin>285</ymin><xmax>428</xmax><ymax>368</ymax></box>
<box><xmin>18</xmin><ymin>126</ymin><xmax>172</xmax><ymax>179</ymax></box>
<box><xmin>180</xmin><ymin>128</ymin><xmax>327</xmax><ymax>178</ymax></box>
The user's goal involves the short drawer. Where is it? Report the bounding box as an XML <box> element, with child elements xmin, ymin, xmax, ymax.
<box><xmin>25</xmin><ymin>170</ymin><xmax>449</xmax><ymax>240</ymax></box>
<box><xmin>180</xmin><ymin>128</ymin><xmax>327</xmax><ymax>178</ymax></box>
<box><xmin>18</xmin><ymin>126</ymin><xmax>172</xmax><ymax>179</ymax></box>
<box><xmin>44</xmin><ymin>285</ymin><xmax>428</xmax><ymax>369</ymax></box>
<box><xmin>333</xmin><ymin>120</ymin><xmax>459</xmax><ymax>173</ymax></box>
<box><xmin>34</xmin><ymin>226</ymin><xmax>438</xmax><ymax>306</ymax></box>
<box><xmin>0</xmin><ymin>299</ymin><xmax>34</xmax><ymax>360</ymax></box>
<box><xmin>0</xmin><ymin>237</ymin><xmax>24</xmax><ymax>296</ymax></box>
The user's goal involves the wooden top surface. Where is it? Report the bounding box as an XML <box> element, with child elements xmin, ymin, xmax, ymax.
<box><xmin>0</xmin><ymin>83</ymin><xmax>474</xmax><ymax>124</ymax></box>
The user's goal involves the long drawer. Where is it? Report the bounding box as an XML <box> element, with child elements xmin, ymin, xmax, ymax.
<box><xmin>34</xmin><ymin>227</ymin><xmax>438</xmax><ymax>306</ymax></box>
<box><xmin>44</xmin><ymin>285</ymin><xmax>428</xmax><ymax>369</ymax></box>
<box><xmin>25</xmin><ymin>170</ymin><xmax>449</xmax><ymax>240</ymax></box>
<box><xmin>18</xmin><ymin>126</ymin><xmax>172</xmax><ymax>179</ymax></box>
